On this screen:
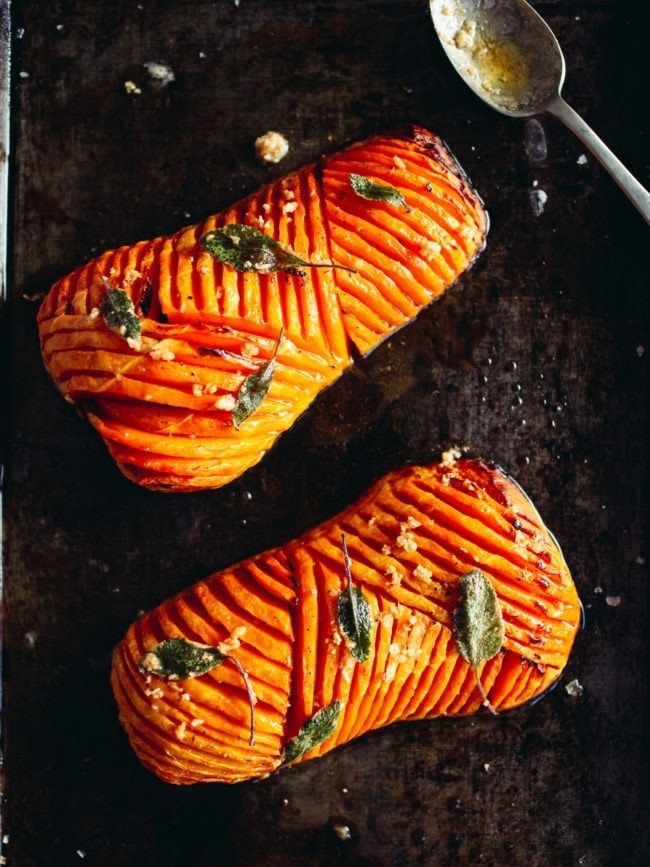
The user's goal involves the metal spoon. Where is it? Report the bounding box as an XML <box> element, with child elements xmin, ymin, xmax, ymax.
<box><xmin>430</xmin><ymin>0</ymin><xmax>650</xmax><ymax>223</ymax></box>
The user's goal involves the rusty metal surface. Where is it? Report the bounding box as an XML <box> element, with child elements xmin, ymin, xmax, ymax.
<box><xmin>2</xmin><ymin>0</ymin><xmax>648</xmax><ymax>864</ymax></box>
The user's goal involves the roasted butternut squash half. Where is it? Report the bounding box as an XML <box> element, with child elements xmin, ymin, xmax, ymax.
<box><xmin>38</xmin><ymin>126</ymin><xmax>487</xmax><ymax>491</ymax></box>
<box><xmin>110</xmin><ymin>455</ymin><xmax>580</xmax><ymax>784</ymax></box>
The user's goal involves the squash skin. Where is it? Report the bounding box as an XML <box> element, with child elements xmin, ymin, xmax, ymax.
<box><xmin>37</xmin><ymin>126</ymin><xmax>488</xmax><ymax>492</ymax></box>
<box><xmin>110</xmin><ymin>456</ymin><xmax>581</xmax><ymax>785</ymax></box>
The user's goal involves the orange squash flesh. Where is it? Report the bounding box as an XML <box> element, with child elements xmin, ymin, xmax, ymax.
<box><xmin>37</xmin><ymin>126</ymin><xmax>487</xmax><ymax>492</ymax></box>
<box><xmin>110</xmin><ymin>456</ymin><xmax>581</xmax><ymax>785</ymax></box>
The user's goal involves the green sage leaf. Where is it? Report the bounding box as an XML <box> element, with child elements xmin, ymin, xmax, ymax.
<box><xmin>283</xmin><ymin>700</ymin><xmax>344</xmax><ymax>764</ymax></box>
<box><xmin>138</xmin><ymin>637</ymin><xmax>226</xmax><ymax>680</ymax></box>
<box><xmin>101</xmin><ymin>286</ymin><xmax>142</xmax><ymax>348</ymax></box>
<box><xmin>336</xmin><ymin>533</ymin><xmax>372</xmax><ymax>662</ymax></box>
<box><xmin>452</xmin><ymin>569</ymin><xmax>504</xmax><ymax>714</ymax></box>
<box><xmin>452</xmin><ymin>569</ymin><xmax>504</xmax><ymax>666</ymax></box>
<box><xmin>349</xmin><ymin>173</ymin><xmax>410</xmax><ymax>211</ymax></box>
<box><xmin>232</xmin><ymin>334</ymin><xmax>281</xmax><ymax>429</ymax></box>
<box><xmin>200</xmin><ymin>224</ymin><xmax>312</xmax><ymax>274</ymax></box>
<box><xmin>139</xmin><ymin>637</ymin><xmax>257</xmax><ymax>745</ymax></box>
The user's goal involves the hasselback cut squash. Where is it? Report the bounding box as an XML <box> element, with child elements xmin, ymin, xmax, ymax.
<box><xmin>110</xmin><ymin>455</ymin><xmax>581</xmax><ymax>785</ymax></box>
<box><xmin>37</xmin><ymin>126</ymin><xmax>488</xmax><ymax>492</ymax></box>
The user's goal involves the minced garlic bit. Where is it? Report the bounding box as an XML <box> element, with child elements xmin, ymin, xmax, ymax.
<box><xmin>392</xmin><ymin>155</ymin><xmax>406</xmax><ymax>170</ymax></box>
<box><xmin>124</xmin><ymin>80</ymin><xmax>141</xmax><ymax>94</ymax></box>
<box><xmin>176</xmin><ymin>721</ymin><xmax>187</xmax><ymax>740</ymax></box>
<box><xmin>148</xmin><ymin>340</ymin><xmax>176</xmax><ymax>361</ymax></box>
<box><xmin>214</xmin><ymin>394</ymin><xmax>236</xmax><ymax>411</ymax></box>
<box><xmin>122</xmin><ymin>268</ymin><xmax>142</xmax><ymax>285</ymax></box>
<box><xmin>218</xmin><ymin>625</ymin><xmax>247</xmax><ymax>655</ymax></box>
<box><xmin>385</xmin><ymin>564</ymin><xmax>403</xmax><ymax>586</ymax></box>
<box><xmin>255</xmin><ymin>130</ymin><xmax>289</xmax><ymax>164</ymax></box>
<box><xmin>396</xmin><ymin>528</ymin><xmax>418</xmax><ymax>553</ymax></box>
<box><xmin>389</xmin><ymin>644</ymin><xmax>421</xmax><ymax>666</ymax></box>
<box><xmin>441</xmin><ymin>446</ymin><xmax>461</xmax><ymax>467</ymax></box>
<box><xmin>414</xmin><ymin>563</ymin><xmax>433</xmax><ymax>581</ymax></box>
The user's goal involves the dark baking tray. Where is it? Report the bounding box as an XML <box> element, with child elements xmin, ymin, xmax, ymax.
<box><xmin>2</xmin><ymin>1</ymin><xmax>648</xmax><ymax>864</ymax></box>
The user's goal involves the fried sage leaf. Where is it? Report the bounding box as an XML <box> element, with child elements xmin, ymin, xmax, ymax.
<box><xmin>101</xmin><ymin>286</ymin><xmax>142</xmax><ymax>349</ymax></box>
<box><xmin>232</xmin><ymin>334</ymin><xmax>281</xmax><ymax>429</ymax></box>
<box><xmin>336</xmin><ymin>533</ymin><xmax>372</xmax><ymax>662</ymax></box>
<box><xmin>201</xmin><ymin>224</ymin><xmax>313</xmax><ymax>274</ymax></box>
<box><xmin>283</xmin><ymin>700</ymin><xmax>344</xmax><ymax>764</ymax></box>
<box><xmin>139</xmin><ymin>637</ymin><xmax>257</xmax><ymax>745</ymax></box>
<box><xmin>138</xmin><ymin>637</ymin><xmax>226</xmax><ymax>680</ymax></box>
<box><xmin>452</xmin><ymin>569</ymin><xmax>505</xmax><ymax>714</ymax></box>
<box><xmin>349</xmin><ymin>173</ymin><xmax>410</xmax><ymax>211</ymax></box>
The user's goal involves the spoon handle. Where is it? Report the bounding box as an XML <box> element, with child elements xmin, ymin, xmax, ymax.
<box><xmin>547</xmin><ymin>96</ymin><xmax>650</xmax><ymax>224</ymax></box>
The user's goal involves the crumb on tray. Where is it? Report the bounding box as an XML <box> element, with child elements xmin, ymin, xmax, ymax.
<box><xmin>255</xmin><ymin>130</ymin><xmax>289</xmax><ymax>164</ymax></box>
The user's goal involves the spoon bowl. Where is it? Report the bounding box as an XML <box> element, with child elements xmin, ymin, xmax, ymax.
<box><xmin>430</xmin><ymin>0</ymin><xmax>650</xmax><ymax>222</ymax></box>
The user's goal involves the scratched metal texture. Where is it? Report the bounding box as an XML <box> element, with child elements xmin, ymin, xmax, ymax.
<box><xmin>2</xmin><ymin>0</ymin><xmax>648</xmax><ymax>864</ymax></box>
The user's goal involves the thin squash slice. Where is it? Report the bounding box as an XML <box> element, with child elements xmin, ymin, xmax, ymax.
<box><xmin>37</xmin><ymin>126</ymin><xmax>487</xmax><ymax>492</ymax></box>
<box><xmin>110</xmin><ymin>455</ymin><xmax>581</xmax><ymax>784</ymax></box>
